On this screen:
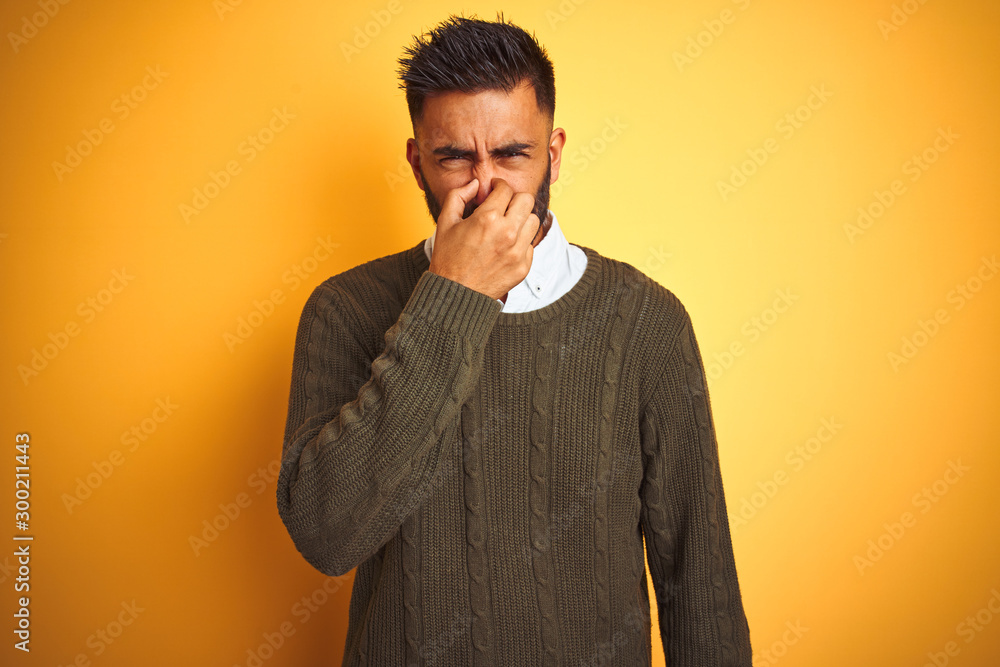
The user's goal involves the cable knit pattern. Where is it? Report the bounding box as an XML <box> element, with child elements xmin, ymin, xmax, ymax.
<box><xmin>591</xmin><ymin>262</ymin><xmax>641</xmax><ymax>663</ymax></box>
<box><xmin>528</xmin><ymin>319</ymin><xmax>561</xmax><ymax>662</ymax></box>
<box><xmin>402</xmin><ymin>503</ymin><xmax>423</xmax><ymax>664</ymax></box>
<box><xmin>355</xmin><ymin>549</ymin><xmax>380</xmax><ymax>664</ymax></box>
<box><xmin>277</xmin><ymin>240</ymin><xmax>752</xmax><ymax>665</ymax></box>
<box><xmin>461</xmin><ymin>396</ymin><xmax>495</xmax><ymax>663</ymax></box>
<box><xmin>638</xmin><ymin>314</ymin><xmax>753</xmax><ymax>665</ymax></box>
<box><xmin>677</xmin><ymin>317</ymin><xmax>742</xmax><ymax>662</ymax></box>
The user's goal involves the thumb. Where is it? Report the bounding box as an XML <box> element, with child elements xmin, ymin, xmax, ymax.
<box><xmin>438</xmin><ymin>178</ymin><xmax>479</xmax><ymax>226</ymax></box>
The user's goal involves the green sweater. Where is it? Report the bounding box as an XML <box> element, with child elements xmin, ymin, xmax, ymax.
<box><xmin>277</xmin><ymin>240</ymin><xmax>753</xmax><ymax>665</ymax></box>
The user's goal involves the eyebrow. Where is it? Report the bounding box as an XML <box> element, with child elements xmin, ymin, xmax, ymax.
<box><xmin>431</xmin><ymin>141</ymin><xmax>537</xmax><ymax>159</ymax></box>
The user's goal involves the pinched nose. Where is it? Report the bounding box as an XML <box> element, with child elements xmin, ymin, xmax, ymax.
<box><xmin>471</xmin><ymin>167</ymin><xmax>499</xmax><ymax>205</ymax></box>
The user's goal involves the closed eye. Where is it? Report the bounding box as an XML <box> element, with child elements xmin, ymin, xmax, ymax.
<box><xmin>440</xmin><ymin>153</ymin><xmax>527</xmax><ymax>164</ymax></box>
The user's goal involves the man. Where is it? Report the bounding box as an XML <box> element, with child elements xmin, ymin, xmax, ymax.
<box><xmin>277</xmin><ymin>13</ymin><xmax>753</xmax><ymax>666</ymax></box>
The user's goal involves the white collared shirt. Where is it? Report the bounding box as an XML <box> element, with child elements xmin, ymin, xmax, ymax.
<box><xmin>424</xmin><ymin>210</ymin><xmax>588</xmax><ymax>313</ymax></box>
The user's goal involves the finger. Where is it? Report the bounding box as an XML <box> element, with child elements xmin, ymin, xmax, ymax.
<box><xmin>506</xmin><ymin>191</ymin><xmax>536</xmax><ymax>221</ymax></box>
<box><xmin>438</xmin><ymin>178</ymin><xmax>479</xmax><ymax>226</ymax></box>
<box><xmin>479</xmin><ymin>177</ymin><xmax>515</xmax><ymax>213</ymax></box>
<box><xmin>522</xmin><ymin>224</ymin><xmax>537</xmax><ymax>267</ymax></box>
<box><xmin>516</xmin><ymin>212</ymin><xmax>540</xmax><ymax>249</ymax></box>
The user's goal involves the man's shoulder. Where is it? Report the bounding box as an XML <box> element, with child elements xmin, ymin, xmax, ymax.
<box><xmin>581</xmin><ymin>248</ymin><xmax>708</xmax><ymax>406</ymax></box>
<box><xmin>325</xmin><ymin>242</ymin><xmax>418</xmax><ymax>286</ymax></box>
<box><xmin>583</xmin><ymin>245</ymin><xmax>690</xmax><ymax>328</ymax></box>
<box><xmin>306</xmin><ymin>241</ymin><xmax>423</xmax><ymax>322</ymax></box>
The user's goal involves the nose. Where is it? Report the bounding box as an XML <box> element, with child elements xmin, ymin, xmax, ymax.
<box><xmin>472</xmin><ymin>164</ymin><xmax>497</xmax><ymax>205</ymax></box>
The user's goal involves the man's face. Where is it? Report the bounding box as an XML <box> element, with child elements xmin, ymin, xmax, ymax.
<box><xmin>406</xmin><ymin>79</ymin><xmax>564</xmax><ymax>228</ymax></box>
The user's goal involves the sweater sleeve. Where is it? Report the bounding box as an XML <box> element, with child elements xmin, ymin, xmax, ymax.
<box><xmin>277</xmin><ymin>269</ymin><xmax>501</xmax><ymax>577</ymax></box>
<box><xmin>638</xmin><ymin>309</ymin><xmax>753</xmax><ymax>665</ymax></box>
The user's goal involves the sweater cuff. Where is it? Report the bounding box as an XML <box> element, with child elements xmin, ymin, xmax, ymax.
<box><xmin>404</xmin><ymin>270</ymin><xmax>502</xmax><ymax>341</ymax></box>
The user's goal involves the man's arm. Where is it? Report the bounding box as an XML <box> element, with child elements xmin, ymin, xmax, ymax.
<box><xmin>276</xmin><ymin>269</ymin><xmax>501</xmax><ymax>576</ymax></box>
<box><xmin>639</xmin><ymin>309</ymin><xmax>753</xmax><ymax>665</ymax></box>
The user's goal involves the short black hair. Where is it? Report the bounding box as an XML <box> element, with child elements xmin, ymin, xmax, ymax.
<box><xmin>396</xmin><ymin>13</ymin><xmax>556</xmax><ymax>133</ymax></box>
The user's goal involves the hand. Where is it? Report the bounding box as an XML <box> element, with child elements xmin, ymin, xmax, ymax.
<box><xmin>428</xmin><ymin>177</ymin><xmax>540</xmax><ymax>301</ymax></box>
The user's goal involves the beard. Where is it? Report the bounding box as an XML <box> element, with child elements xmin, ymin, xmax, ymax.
<box><xmin>419</xmin><ymin>157</ymin><xmax>552</xmax><ymax>234</ymax></box>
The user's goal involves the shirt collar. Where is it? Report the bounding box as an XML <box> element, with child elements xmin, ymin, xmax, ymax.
<box><xmin>522</xmin><ymin>210</ymin><xmax>561</xmax><ymax>300</ymax></box>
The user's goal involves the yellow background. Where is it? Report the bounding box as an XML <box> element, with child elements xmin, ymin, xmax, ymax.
<box><xmin>2</xmin><ymin>0</ymin><xmax>998</xmax><ymax>664</ymax></box>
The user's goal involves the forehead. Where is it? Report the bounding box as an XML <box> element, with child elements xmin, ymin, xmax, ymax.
<box><xmin>416</xmin><ymin>80</ymin><xmax>548</xmax><ymax>148</ymax></box>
